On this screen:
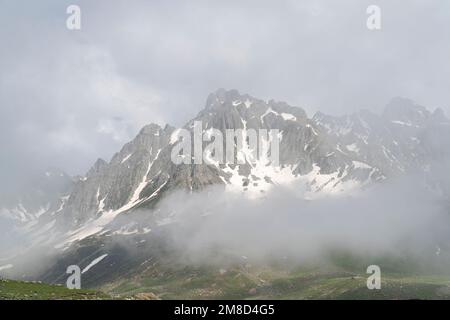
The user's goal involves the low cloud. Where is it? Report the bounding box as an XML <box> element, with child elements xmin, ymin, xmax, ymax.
<box><xmin>155</xmin><ymin>174</ymin><xmax>450</xmax><ymax>269</ymax></box>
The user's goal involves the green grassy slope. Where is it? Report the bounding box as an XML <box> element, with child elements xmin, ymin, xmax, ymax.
<box><xmin>4</xmin><ymin>249</ymin><xmax>450</xmax><ymax>300</ymax></box>
<box><xmin>103</xmin><ymin>265</ymin><xmax>450</xmax><ymax>300</ymax></box>
<box><xmin>3</xmin><ymin>269</ymin><xmax>450</xmax><ymax>300</ymax></box>
<box><xmin>0</xmin><ymin>279</ymin><xmax>111</xmax><ymax>300</ymax></box>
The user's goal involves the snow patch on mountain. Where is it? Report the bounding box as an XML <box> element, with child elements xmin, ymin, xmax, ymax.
<box><xmin>82</xmin><ymin>254</ymin><xmax>108</xmax><ymax>274</ymax></box>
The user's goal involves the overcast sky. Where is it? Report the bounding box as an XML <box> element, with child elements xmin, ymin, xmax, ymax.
<box><xmin>1</xmin><ymin>0</ymin><xmax>450</xmax><ymax>185</ymax></box>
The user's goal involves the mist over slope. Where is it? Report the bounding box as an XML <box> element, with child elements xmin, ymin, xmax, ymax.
<box><xmin>1</xmin><ymin>90</ymin><xmax>450</xmax><ymax>282</ymax></box>
<box><xmin>146</xmin><ymin>173</ymin><xmax>450</xmax><ymax>268</ymax></box>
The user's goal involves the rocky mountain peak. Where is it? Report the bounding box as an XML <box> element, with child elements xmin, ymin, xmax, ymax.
<box><xmin>383</xmin><ymin>97</ymin><xmax>430</xmax><ymax>126</ymax></box>
<box><xmin>431</xmin><ymin>107</ymin><xmax>449</xmax><ymax>123</ymax></box>
<box><xmin>205</xmin><ymin>88</ymin><xmax>241</xmax><ymax>109</ymax></box>
<box><xmin>138</xmin><ymin>123</ymin><xmax>162</xmax><ymax>136</ymax></box>
<box><xmin>87</xmin><ymin>158</ymin><xmax>108</xmax><ymax>177</ymax></box>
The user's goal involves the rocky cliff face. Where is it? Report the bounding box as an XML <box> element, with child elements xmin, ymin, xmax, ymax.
<box><xmin>4</xmin><ymin>89</ymin><xmax>449</xmax><ymax>253</ymax></box>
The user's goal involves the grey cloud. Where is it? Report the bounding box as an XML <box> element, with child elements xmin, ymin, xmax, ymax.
<box><xmin>138</xmin><ymin>174</ymin><xmax>450</xmax><ymax>268</ymax></box>
<box><xmin>1</xmin><ymin>0</ymin><xmax>449</xmax><ymax>187</ymax></box>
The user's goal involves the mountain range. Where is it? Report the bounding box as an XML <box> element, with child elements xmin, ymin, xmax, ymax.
<box><xmin>1</xmin><ymin>89</ymin><xmax>449</xmax><ymax>287</ymax></box>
